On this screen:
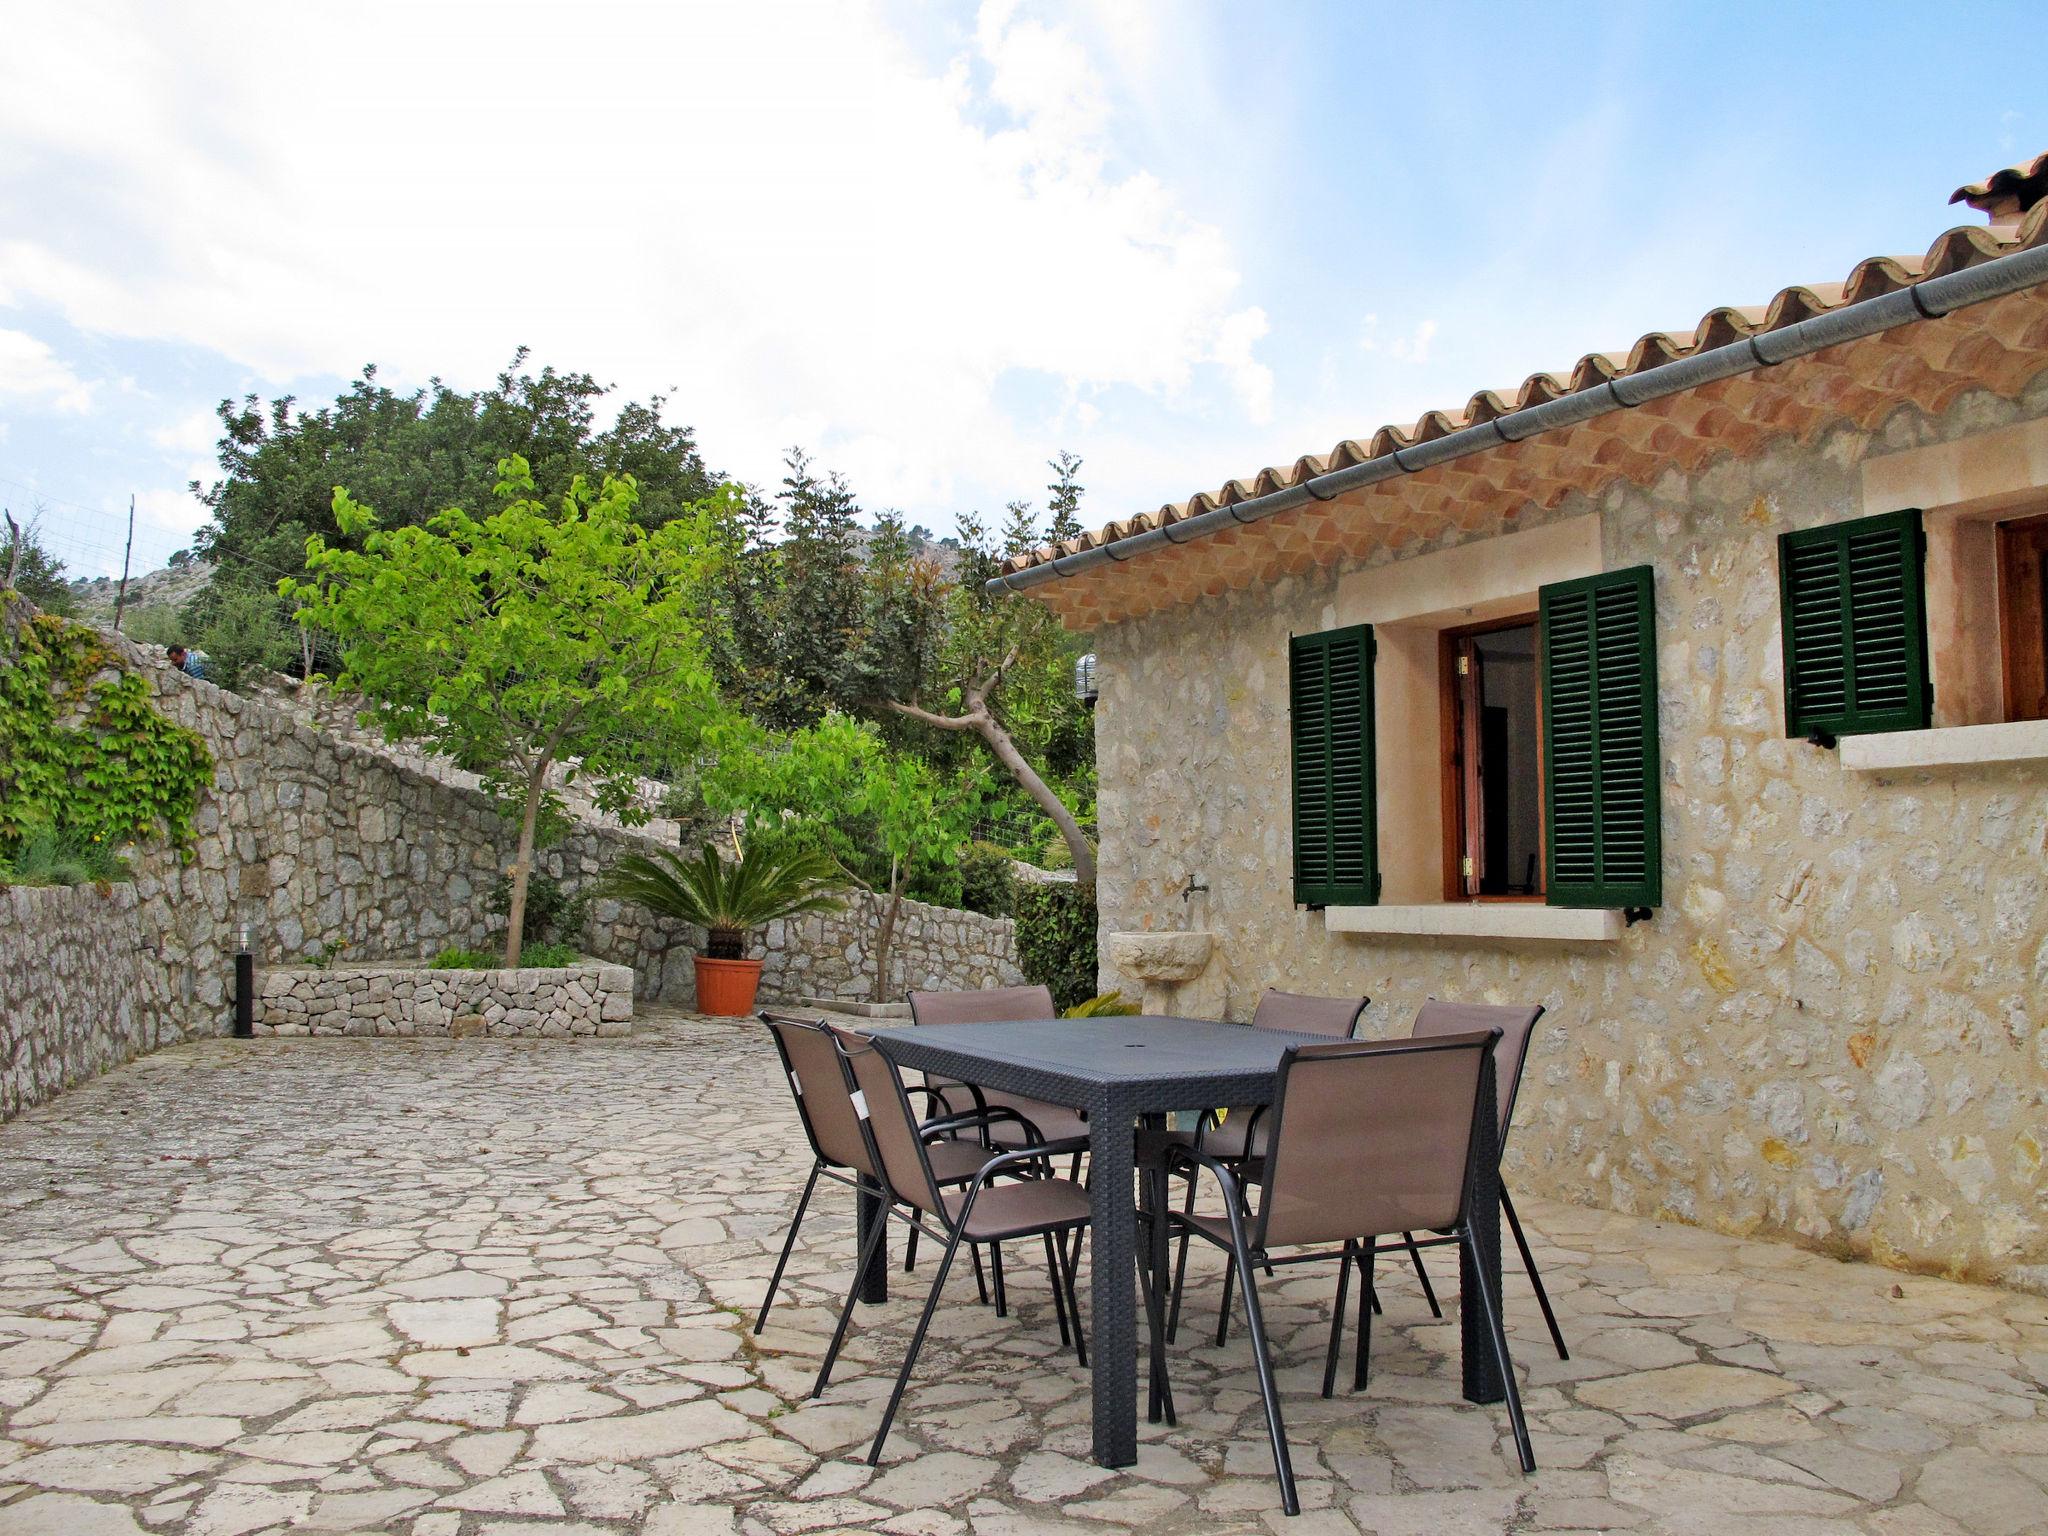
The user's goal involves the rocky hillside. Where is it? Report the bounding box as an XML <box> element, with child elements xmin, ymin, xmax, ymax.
<box><xmin>68</xmin><ymin>559</ymin><xmax>213</xmax><ymax>630</ymax></box>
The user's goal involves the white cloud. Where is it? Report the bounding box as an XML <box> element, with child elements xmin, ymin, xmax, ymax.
<box><xmin>1358</xmin><ymin>315</ymin><xmax>1438</xmax><ymax>364</ymax></box>
<box><xmin>0</xmin><ymin>328</ymin><xmax>95</xmax><ymax>412</ymax></box>
<box><xmin>148</xmin><ymin>408</ymin><xmax>218</xmax><ymax>457</ymax></box>
<box><xmin>1213</xmin><ymin>307</ymin><xmax>1274</xmax><ymax>424</ymax></box>
<box><xmin>0</xmin><ymin>0</ymin><xmax>1275</xmax><ymax>524</ymax></box>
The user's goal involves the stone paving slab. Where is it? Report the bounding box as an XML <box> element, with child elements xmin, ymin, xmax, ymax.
<box><xmin>0</xmin><ymin>1009</ymin><xmax>2042</xmax><ymax>1535</ymax></box>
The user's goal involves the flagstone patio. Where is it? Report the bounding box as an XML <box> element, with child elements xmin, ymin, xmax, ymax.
<box><xmin>0</xmin><ymin>1011</ymin><xmax>2041</xmax><ymax>1536</ymax></box>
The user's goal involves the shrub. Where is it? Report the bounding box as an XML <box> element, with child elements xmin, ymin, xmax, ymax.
<box><xmin>0</xmin><ymin>823</ymin><xmax>130</xmax><ymax>887</ymax></box>
<box><xmin>191</xmin><ymin>587</ymin><xmax>295</xmax><ymax>691</ymax></box>
<box><xmin>1012</xmin><ymin>881</ymin><xmax>1097</xmax><ymax>1012</ymax></box>
<box><xmin>428</xmin><ymin>941</ymin><xmax>581</xmax><ymax>969</ymax></box>
<box><xmin>1064</xmin><ymin>989</ymin><xmax>1139</xmax><ymax>1018</ymax></box>
<box><xmin>485</xmin><ymin>871</ymin><xmax>588</xmax><ymax>946</ymax></box>
<box><xmin>597</xmin><ymin>841</ymin><xmax>845</xmax><ymax>958</ymax></box>
<box><xmin>957</xmin><ymin>839</ymin><xmax>1019</xmax><ymax>918</ymax></box>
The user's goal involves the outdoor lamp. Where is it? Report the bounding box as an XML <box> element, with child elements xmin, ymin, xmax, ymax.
<box><xmin>232</xmin><ymin>922</ymin><xmax>255</xmax><ymax>1039</ymax></box>
<box><xmin>1074</xmin><ymin>652</ymin><xmax>1098</xmax><ymax>707</ymax></box>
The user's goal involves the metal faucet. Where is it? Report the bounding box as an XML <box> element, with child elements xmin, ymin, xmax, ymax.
<box><xmin>1181</xmin><ymin>875</ymin><xmax>1209</xmax><ymax>903</ymax></box>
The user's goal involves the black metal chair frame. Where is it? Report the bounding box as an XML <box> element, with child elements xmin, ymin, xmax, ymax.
<box><xmin>817</xmin><ymin>1029</ymin><xmax>1092</xmax><ymax>1467</ymax></box>
<box><xmin>755</xmin><ymin>1011</ymin><xmax>1028</xmax><ymax>1336</ymax></box>
<box><xmin>1159</xmin><ymin>1032</ymin><xmax>1534</xmax><ymax>1516</ymax></box>
<box><xmin>1164</xmin><ymin>991</ymin><xmax>1372</xmax><ymax>1345</ymax></box>
<box><xmin>1389</xmin><ymin>1002</ymin><xmax>1568</xmax><ymax>1362</ymax></box>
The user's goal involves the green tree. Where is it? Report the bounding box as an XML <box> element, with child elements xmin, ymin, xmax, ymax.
<box><xmin>192</xmin><ymin>587</ymin><xmax>294</xmax><ymax>690</ymax></box>
<box><xmin>1</xmin><ymin>511</ymin><xmax>76</xmax><ymax>616</ymax></box>
<box><xmin>704</xmin><ymin>712</ymin><xmax>979</xmax><ymax>1002</ymax></box>
<box><xmin>193</xmin><ymin>352</ymin><xmax>725</xmax><ymax>659</ymax></box>
<box><xmin>882</xmin><ymin>496</ymin><xmax>1098</xmax><ymax>890</ymax></box>
<box><xmin>1046</xmin><ymin>451</ymin><xmax>1085</xmax><ymax>544</ymax></box>
<box><xmin>284</xmin><ymin>454</ymin><xmax>738</xmax><ymax>966</ymax></box>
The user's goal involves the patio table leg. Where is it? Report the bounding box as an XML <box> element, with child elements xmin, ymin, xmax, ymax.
<box><xmin>1458</xmin><ymin>1056</ymin><xmax>1504</xmax><ymax>1404</ymax></box>
<box><xmin>857</xmin><ymin>1175</ymin><xmax>889</xmax><ymax>1305</ymax></box>
<box><xmin>1137</xmin><ymin>1113</ymin><xmax>1175</xmax><ymax>1427</ymax></box>
<box><xmin>1087</xmin><ymin>1094</ymin><xmax>1137</xmax><ymax>1467</ymax></box>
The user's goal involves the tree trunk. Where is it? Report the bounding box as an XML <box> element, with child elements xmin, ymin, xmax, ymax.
<box><xmin>872</xmin><ymin>859</ymin><xmax>905</xmax><ymax>1005</ymax></box>
<box><xmin>504</xmin><ymin>766</ymin><xmax>546</xmax><ymax>969</ymax></box>
<box><xmin>970</xmin><ymin>712</ymin><xmax>1096</xmax><ymax>891</ymax></box>
<box><xmin>884</xmin><ymin>692</ymin><xmax>1097</xmax><ymax>893</ymax></box>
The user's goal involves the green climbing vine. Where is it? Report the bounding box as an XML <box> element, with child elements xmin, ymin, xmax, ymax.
<box><xmin>0</xmin><ymin>594</ymin><xmax>214</xmax><ymax>860</ymax></box>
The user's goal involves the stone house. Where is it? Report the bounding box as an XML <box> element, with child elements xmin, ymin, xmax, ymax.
<box><xmin>992</xmin><ymin>154</ymin><xmax>2048</xmax><ymax>1291</ymax></box>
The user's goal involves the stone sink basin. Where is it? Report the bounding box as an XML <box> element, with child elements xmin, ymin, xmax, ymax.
<box><xmin>1105</xmin><ymin>930</ymin><xmax>1215</xmax><ymax>982</ymax></box>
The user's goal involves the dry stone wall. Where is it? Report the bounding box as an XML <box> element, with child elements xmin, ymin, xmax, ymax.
<box><xmin>0</xmin><ymin>884</ymin><xmax>166</xmax><ymax>1119</ymax></box>
<box><xmin>255</xmin><ymin>962</ymin><xmax>633</xmax><ymax>1038</ymax></box>
<box><xmin>5</xmin><ymin>627</ymin><xmax>1021</xmax><ymax>1104</ymax></box>
<box><xmin>1094</xmin><ymin>377</ymin><xmax>2048</xmax><ymax>1293</ymax></box>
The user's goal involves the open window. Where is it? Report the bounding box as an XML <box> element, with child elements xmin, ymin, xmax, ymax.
<box><xmin>1440</xmin><ymin>618</ymin><xmax>1544</xmax><ymax>900</ymax></box>
<box><xmin>1289</xmin><ymin>551</ymin><xmax>1661</xmax><ymax>926</ymax></box>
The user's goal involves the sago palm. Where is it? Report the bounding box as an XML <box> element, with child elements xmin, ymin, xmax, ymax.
<box><xmin>599</xmin><ymin>842</ymin><xmax>847</xmax><ymax>958</ymax></box>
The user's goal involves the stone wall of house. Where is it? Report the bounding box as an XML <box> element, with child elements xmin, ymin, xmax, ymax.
<box><xmin>0</xmin><ymin>884</ymin><xmax>167</xmax><ymax>1119</ymax></box>
<box><xmin>1093</xmin><ymin>376</ymin><xmax>2048</xmax><ymax>1292</ymax></box>
<box><xmin>6</xmin><ymin>629</ymin><xmax>1021</xmax><ymax>1094</ymax></box>
<box><xmin>255</xmin><ymin>961</ymin><xmax>633</xmax><ymax>1038</ymax></box>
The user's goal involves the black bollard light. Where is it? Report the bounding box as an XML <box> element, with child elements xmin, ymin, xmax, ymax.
<box><xmin>233</xmin><ymin>923</ymin><xmax>254</xmax><ymax>1039</ymax></box>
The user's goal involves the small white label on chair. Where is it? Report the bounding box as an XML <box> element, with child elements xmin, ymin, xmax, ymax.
<box><xmin>788</xmin><ymin>1071</ymin><xmax>803</xmax><ymax>1097</ymax></box>
<box><xmin>851</xmin><ymin>1090</ymin><xmax>869</xmax><ymax>1121</ymax></box>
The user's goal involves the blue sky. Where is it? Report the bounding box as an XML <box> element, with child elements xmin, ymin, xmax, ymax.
<box><xmin>1</xmin><ymin>0</ymin><xmax>2041</xmax><ymax>579</ymax></box>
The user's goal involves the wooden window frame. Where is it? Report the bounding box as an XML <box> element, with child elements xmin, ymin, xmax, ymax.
<box><xmin>1996</xmin><ymin>508</ymin><xmax>2048</xmax><ymax>724</ymax></box>
<box><xmin>1438</xmin><ymin>613</ymin><xmax>1545</xmax><ymax>904</ymax></box>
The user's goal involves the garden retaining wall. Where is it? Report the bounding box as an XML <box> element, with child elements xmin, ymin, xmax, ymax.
<box><xmin>0</xmin><ymin>884</ymin><xmax>167</xmax><ymax>1119</ymax></box>
<box><xmin>4</xmin><ymin>624</ymin><xmax>1022</xmax><ymax>1114</ymax></box>
<box><xmin>255</xmin><ymin>961</ymin><xmax>634</xmax><ymax>1038</ymax></box>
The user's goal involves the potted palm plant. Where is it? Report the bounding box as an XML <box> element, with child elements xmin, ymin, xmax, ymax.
<box><xmin>599</xmin><ymin>840</ymin><xmax>846</xmax><ymax>1016</ymax></box>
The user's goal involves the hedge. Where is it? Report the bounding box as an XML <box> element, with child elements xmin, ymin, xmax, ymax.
<box><xmin>1012</xmin><ymin>880</ymin><xmax>1097</xmax><ymax>1012</ymax></box>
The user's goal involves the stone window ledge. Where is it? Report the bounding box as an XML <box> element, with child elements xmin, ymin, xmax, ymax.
<box><xmin>1324</xmin><ymin>903</ymin><xmax>1622</xmax><ymax>943</ymax></box>
<box><xmin>1839</xmin><ymin>718</ymin><xmax>2048</xmax><ymax>772</ymax></box>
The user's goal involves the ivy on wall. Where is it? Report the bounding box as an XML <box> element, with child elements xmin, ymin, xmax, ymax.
<box><xmin>0</xmin><ymin>596</ymin><xmax>214</xmax><ymax>854</ymax></box>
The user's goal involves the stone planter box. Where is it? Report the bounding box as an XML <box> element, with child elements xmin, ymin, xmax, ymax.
<box><xmin>254</xmin><ymin>960</ymin><xmax>633</xmax><ymax>1038</ymax></box>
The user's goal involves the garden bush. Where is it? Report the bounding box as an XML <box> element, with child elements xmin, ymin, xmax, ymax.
<box><xmin>956</xmin><ymin>839</ymin><xmax>1019</xmax><ymax>917</ymax></box>
<box><xmin>485</xmin><ymin>871</ymin><xmax>588</xmax><ymax>946</ymax></box>
<box><xmin>0</xmin><ymin>823</ymin><xmax>131</xmax><ymax>887</ymax></box>
<box><xmin>428</xmin><ymin>941</ymin><xmax>582</xmax><ymax>969</ymax></box>
<box><xmin>1012</xmin><ymin>880</ymin><xmax>1097</xmax><ymax>1012</ymax></box>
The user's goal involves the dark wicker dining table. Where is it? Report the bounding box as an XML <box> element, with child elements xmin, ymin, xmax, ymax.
<box><xmin>864</xmin><ymin>1015</ymin><xmax>1505</xmax><ymax>1468</ymax></box>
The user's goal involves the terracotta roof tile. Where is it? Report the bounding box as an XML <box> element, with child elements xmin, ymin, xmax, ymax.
<box><xmin>1951</xmin><ymin>151</ymin><xmax>2048</xmax><ymax>214</ymax></box>
<box><xmin>1001</xmin><ymin>160</ymin><xmax>2048</xmax><ymax>599</ymax></box>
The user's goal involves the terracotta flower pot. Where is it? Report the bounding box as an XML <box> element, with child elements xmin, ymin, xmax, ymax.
<box><xmin>693</xmin><ymin>954</ymin><xmax>763</xmax><ymax>1017</ymax></box>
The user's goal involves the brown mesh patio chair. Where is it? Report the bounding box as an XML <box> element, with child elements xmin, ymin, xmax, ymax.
<box><xmin>1164</xmin><ymin>989</ymin><xmax>1366</xmax><ymax>1341</ymax></box>
<box><xmin>1162</xmin><ymin>1030</ymin><xmax>1534</xmax><ymax>1515</ymax></box>
<box><xmin>907</xmin><ymin>985</ymin><xmax>1085</xmax><ymax>1145</ymax></box>
<box><xmin>756</xmin><ymin>1011</ymin><xmax>1012</xmax><ymax>1343</ymax></box>
<box><xmin>821</xmin><ymin>1024</ymin><xmax>1091</xmax><ymax>1467</ymax></box>
<box><xmin>1392</xmin><ymin>1000</ymin><xmax>1566</xmax><ymax>1359</ymax></box>
<box><xmin>907</xmin><ymin>985</ymin><xmax>1086</xmax><ymax>1312</ymax></box>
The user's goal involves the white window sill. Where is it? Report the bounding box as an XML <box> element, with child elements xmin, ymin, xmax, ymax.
<box><xmin>1839</xmin><ymin>718</ymin><xmax>2048</xmax><ymax>772</ymax></box>
<box><xmin>1324</xmin><ymin>903</ymin><xmax>1623</xmax><ymax>943</ymax></box>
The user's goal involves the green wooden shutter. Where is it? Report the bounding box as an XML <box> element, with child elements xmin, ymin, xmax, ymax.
<box><xmin>1778</xmin><ymin>508</ymin><xmax>1930</xmax><ymax>739</ymax></box>
<box><xmin>1290</xmin><ymin>625</ymin><xmax>1378</xmax><ymax>907</ymax></box>
<box><xmin>1541</xmin><ymin>566</ymin><xmax>1662</xmax><ymax>910</ymax></box>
